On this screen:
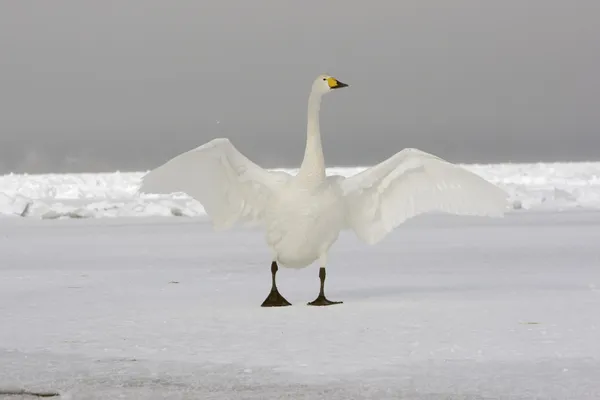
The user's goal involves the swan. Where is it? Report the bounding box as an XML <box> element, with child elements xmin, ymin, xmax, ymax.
<box><xmin>139</xmin><ymin>74</ymin><xmax>507</xmax><ymax>307</ymax></box>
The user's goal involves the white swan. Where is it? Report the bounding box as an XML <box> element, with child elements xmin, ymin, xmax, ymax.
<box><xmin>140</xmin><ymin>74</ymin><xmax>507</xmax><ymax>307</ymax></box>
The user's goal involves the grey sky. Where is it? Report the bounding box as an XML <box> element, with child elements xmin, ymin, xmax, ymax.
<box><xmin>1</xmin><ymin>0</ymin><xmax>599</xmax><ymax>173</ymax></box>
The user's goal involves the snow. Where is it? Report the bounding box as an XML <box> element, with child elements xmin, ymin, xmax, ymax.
<box><xmin>1</xmin><ymin>212</ymin><xmax>600</xmax><ymax>398</ymax></box>
<box><xmin>2</xmin><ymin>161</ymin><xmax>600</xmax><ymax>219</ymax></box>
<box><xmin>2</xmin><ymin>161</ymin><xmax>600</xmax><ymax>397</ymax></box>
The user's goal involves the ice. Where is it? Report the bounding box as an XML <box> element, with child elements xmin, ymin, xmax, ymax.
<box><xmin>1</xmin><ymin>161</ymin><xmax>600</xmax><ymax>219</ymax></box>
<box><xmin>1</xmin><ymin>212</ymin><xmax>600</xmax><ymax>398</ymax></box>
<box><xmin>2</xmin><ymin>162</ymin><xmax>600</xmax><ymax>397</ymax></box>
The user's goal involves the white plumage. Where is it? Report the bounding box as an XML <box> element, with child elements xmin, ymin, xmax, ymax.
<box><xmin>140</xmin><ymin>138</ymin><xmax>289</xmax><ymax>231</ymax></box>
<box><xmin>140</xmin><ymin>74</ymin><xmax>507</xmax><ymax>305</ymax></box>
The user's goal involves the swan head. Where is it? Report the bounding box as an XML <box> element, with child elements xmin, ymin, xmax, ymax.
<box><xmin>312</xmin><ymin>74</ymin><xmax>349</xmax><ymax>95</ymax></box>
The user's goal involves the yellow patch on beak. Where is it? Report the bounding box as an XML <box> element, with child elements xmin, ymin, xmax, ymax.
<box><xmin>326</xmin><ymin>77</ymin><xmax>349</xmax><ymax>89</ymax></box>
<box><xmin>327</xmin><ymin>77</ymin><xmax>340</xmax><ymax>88</ymax></box>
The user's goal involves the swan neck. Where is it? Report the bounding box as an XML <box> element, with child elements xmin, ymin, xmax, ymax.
<box><xmin>298</xmin><ymin>91</ymin><xmax>325</xmax><ymax>181</ymax></box>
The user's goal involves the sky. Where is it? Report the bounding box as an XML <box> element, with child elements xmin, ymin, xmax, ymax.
<box><xmin>1</xmin><ymin>0</ymin><xmax>599</xmax><ymax>173</ymax></box>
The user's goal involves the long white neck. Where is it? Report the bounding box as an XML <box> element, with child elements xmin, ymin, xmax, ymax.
<box><xmin>297</xmin><ymin>90</ymin><xmax>326</xmax><ymax>182</ymax></box>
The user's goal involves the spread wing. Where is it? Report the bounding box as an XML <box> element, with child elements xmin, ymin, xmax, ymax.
<box><xmin>139</xmin><ymin>138</ymin><xmax>290</xmax><ymax>229</ymax></box>
<box><xmin>340</xmin><ymin>148</ymin><xmax>508</xmax><ymax>244</ymax></box>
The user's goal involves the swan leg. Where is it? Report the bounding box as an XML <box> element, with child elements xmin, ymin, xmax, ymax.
<box><xmin>261</xmin><ymin>261</ymin><xmax>292</xmax><ymax>307</ymax></box>
<box><xmin>308</xmin><ymin>257</ymin><xmax>342</xmax><ymax>306</ymax></box>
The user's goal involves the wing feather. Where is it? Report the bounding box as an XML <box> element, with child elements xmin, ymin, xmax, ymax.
<box><xmin>139</xmin><ymin>138</ymin><xmax>289</xmax><ymax>229</ymax></box>
<box><xmin>340</xmin><ymin>148</ymin><xmax>507</xmax><ymax>244</ymax></box>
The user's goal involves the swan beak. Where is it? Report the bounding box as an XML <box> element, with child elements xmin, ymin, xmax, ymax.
<box><xmin>327</xmin><ymin>77</ymin><xmax>349</xmax><ymax>89</ymax></box>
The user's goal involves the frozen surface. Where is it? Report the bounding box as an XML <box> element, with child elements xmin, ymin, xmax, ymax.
<box><xmin>2</xmin><ymin>161</ymin><xmax>600</xmax><ymax>219</ymax></box>
<box><xmin>1</xmin><ymin>212</ymin><xmax>600</xmax><ymax>399</ymax></box>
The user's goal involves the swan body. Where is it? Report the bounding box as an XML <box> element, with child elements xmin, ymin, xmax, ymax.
<box><xmin>264</xmin><ymin>175</ymin><xmax>346</xmax><ymax>268</ymax></box>
<box><xmin>140</xmin><ymin>74</ymin><xmax>507</xmax><ymax>306</ymax></box>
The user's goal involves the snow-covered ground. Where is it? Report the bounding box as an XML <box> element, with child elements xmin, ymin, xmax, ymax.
<box><xmin>1</xmin><ymin>211</ymin><xmax>600</xmax><ymax>399</ymax></box>
<box><xmin>2</xmin><ymin>161</ymin><xmax>600</xmax><ymax>219</ymax></box>
<box><xmin>2</xmin><ymin>162</ymin><xmax>600</xmax><ymax>398</ymax></box>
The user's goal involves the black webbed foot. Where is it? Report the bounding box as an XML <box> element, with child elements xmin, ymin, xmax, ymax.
<box><xmin>261</xmin><ymin>261</ymin><xmax>292</xmax><ymax>307</ymax></box>
<box><xmin>307</xmin><ymin>294</ymin><xmax>343</xmax><ymax>306</ymax></box>
<box><xmin>261</xmin><ymin>289</ymin><xmax>292</xmax><ymax>307</ymax></box>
